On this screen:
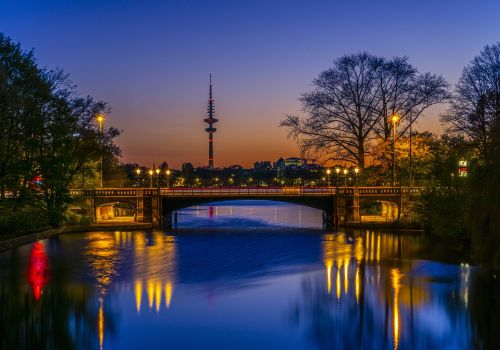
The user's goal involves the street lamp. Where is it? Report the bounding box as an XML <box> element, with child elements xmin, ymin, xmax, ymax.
<box><xmin>391</xmin><ymin>114</ymin><xmax>399</xmax><ymax>186</ymax></box>
<box><xmin>343</xmin><ymin>168</ymin><xmax>348</xmax><ymax>186</ymax></box>
<box><xmin>326</xmin><ymin>169</ymin><xmax>331</xmax><ymax>187</ymax></box>
<box><xmin>354</xmin><ymin>167</ymin><xmax>359</xmax><ymax>187</ymax></box>
<box><xmin>335</xmin><ymin>167</ymin><xmax>340</xmax><ymax>187</ymax></box>
<box><xmin>166</xmin><ymin>169</ymin><xmax>171</xmax><ymax>188</ymax></box>
<box><xmin>96</xmin><ymin>114</ymin><xmax>104</xmax><ymax>188</ymax></box>
<box><xmin>135</xmin><ymin>168</ymin><xmax>141</xmax><ymax>187</ymax></box>
<box><xmin>148</xmin><ymin>169</ymin><xmax>153</xmax><ymax>188</ymax></box>
<box><xmin>155</xmin><ymin>168</ymin><xmax>160</xmax><ymax>188</ymax></box>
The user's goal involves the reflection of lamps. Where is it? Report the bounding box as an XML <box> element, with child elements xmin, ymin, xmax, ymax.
<box><xmin>391</xmin><ymin>268</ymin><xmax>401</xmax><ymax>350</ymax></box>
<box><xmin>27</xmin><ymin>242</ymin><xmax>49</xmax><ymax>301</ymax></box>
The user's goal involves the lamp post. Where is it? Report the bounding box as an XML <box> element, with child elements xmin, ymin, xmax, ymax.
<box><xmin>155</xmin><ymin>168</ymin><xmax>160</xmax><ymax>189</ymax></box>
<box><xmin>326</xmin><ymin>169</ymin><xmax>331</xmax><ymax>187</ymax></box>
<box><xmin>354</xmin><ymin>167</ymin><xmax>359</xmax><ymax>187</ymax></box>
<box><xmin>166</xmin><ymin>169</ymin><xmax>171</xmax><ymax>188</ymax></box>
<box><xmin>148</xmin><ymin>169</ymin><xmax>153</xmax><ymax>188</ymax></box>
<box><xmin>96</xmin><ymin>114</ymin><xmax>104</xmax><ymax>188</ymax></box>
<box><xmin>135</xmin><ymin>168</ymin><xmax>141</xmax><ymax>187</ymax></box>
<box><xmin>390</xmin><ymin>114</ymin><xmax>399</xmax><ymax>186</ymax></box>
<box><xmin>335</xmin><ymin>167</ymin><xmax>340</xmax><ymax>187</ymax></box>
<box><xmin>343</xmin><ymin>168</ymin><xmax>348</xmax><ymax>186</ymax></box>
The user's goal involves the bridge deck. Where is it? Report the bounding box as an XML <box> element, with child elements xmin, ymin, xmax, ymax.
<box><xmin>70</xmin><ymin>186</ymin><xmax>423</xmax><ymax>198</ymax></box>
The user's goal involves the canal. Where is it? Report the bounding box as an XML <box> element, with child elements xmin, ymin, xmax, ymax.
<box><xmin>0</xmin><ymin>201</ymin><xmax>498</xmax><ymax>349</ymax></box>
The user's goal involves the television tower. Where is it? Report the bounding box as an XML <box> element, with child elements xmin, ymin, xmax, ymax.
<box><xmin>204</xmin><ymin>74</ymin><xmax>218</xmax><ymax>168</ymax></box>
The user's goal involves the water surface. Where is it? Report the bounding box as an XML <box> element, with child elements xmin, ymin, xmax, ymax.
<box><xmin>0</xmin><ymin>201</ymin><xmax>498</xmax><ymax>349</ymax></box>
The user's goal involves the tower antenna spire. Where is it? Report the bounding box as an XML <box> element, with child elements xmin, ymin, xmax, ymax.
<box><xmin>204</xmin><ymin>74</ymin><xmax>218</xmax><ymax>168</ymax></box>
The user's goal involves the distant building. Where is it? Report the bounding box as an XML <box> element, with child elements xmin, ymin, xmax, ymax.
<box><xmin>254</xmin><ymin>161</ymin><xmax>272</xmax><ymax>171</ymax></box>
<box><xmin>284</xmin><ymin>157</ymin><xmax>306</xmax><ymax>169</ymax></box>
<box><xmin>304</xmin><ymin>163</ymin><xmax>323</xmax><ymax>171</ymax></box>
<box><xmin>181</xmin><ymin>163</ymin><xmax>194</xmax><ymax>178</ymax></box>
<box><xmin>273</xmin><ymin>157</ymin><xmax>285</xmax><ymax>169</ymax></box>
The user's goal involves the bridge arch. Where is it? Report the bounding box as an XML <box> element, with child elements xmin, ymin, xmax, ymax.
<box><xmin>173</xmin><ymin>199</ymin><xmax>329</xmax><ymax>228</ymax></box>
<box><xmin>161</xmin><ymin>196</ymin><xmax>336</xmax><ymax>229</ymax></box>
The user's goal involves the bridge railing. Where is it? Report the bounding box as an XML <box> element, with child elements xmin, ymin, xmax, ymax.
<box><xmin>69</xmin><ymin>186</ymin><xmax>425</xmax><ymax>197</ymax></box>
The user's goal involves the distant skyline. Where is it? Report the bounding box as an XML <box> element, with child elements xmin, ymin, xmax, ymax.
<box><xmin>2</xmin><ymin>0</ymin><xmax>499</xmax><ymax>168</ymax></box>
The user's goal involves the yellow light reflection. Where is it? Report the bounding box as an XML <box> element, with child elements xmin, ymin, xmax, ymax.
<box><xmin>376</xmin><ymin>235</ymin><xmax>381</xmax><ymax>262</ymax></box>
<box><xmin>355</xmin><ymin>266</ymin><xmax>360</xmax><ymax>303</ymax></box>
<box><xmin>98</xmin><ymin>298</ymin><xmax>104</xmax><ymax>350</ymax></box>
<box><xmin>155</xmin><ymin>282</ymin><xmax>162</xmax><ymax>312</ymax></box>
<box><xmin>135</xmin><ymin>280</ymin><xmax>142</xmax><ymax>313</ymax></box>
<box><xmin>133</xmin><ymin>232</ymin><xmax>177</xmax><ymax>313</ymax></box>
<box><xmin>355</xmin><ymin>237</ymin><xmax>364</xmax><ymax>263</ymax></box>
<box><xmin>326</xmin><ymin>262</ymin><xmax>332</xmax><ymax>294</ymax></box>
<box><xmin>147</xmin><ymin>280</ymin><xmax>154</xmax><ymax>309</ymax></box>
<box><xmin>344</xmin><ymin>259</ymin><xmax>349</xmax><ymax>295</ymax></box>
<box><xmin>165</xmin><ymin>282</ymin><xmax>173</xmax><ymax>308</ymax></box>
<box><xmin>336</xmin><ymin>265</ymin><xmax>341</xmax><ymax>300</ymax></box>
<box><xmin>391</xmin><ymin>268</ymin><xmax>401</xmax><ymax>350</ymax></box>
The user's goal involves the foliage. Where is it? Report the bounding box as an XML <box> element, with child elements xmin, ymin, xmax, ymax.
<box><xmin>0</xmin><ymin>204</ymin><xmax>50</xmax><ymax>237</ymax></box>
<box><xmin>0</xmin><ymin>33</ymin><xmax>120</xmax><ymax>230</ymax></box>
<box><xmin>441</xmin><ymin>43</ymin><xmax>500</xmax><ymax>159</ymax></box>
<box><xmin>419</xmin><ymin>43</ymin><xmax>500</xmax><ymax>268</ymax></box>
<box><xmin>468</xmin><ymin>118</ymin><xmax>500</xmax><ymax>268</ymax></box>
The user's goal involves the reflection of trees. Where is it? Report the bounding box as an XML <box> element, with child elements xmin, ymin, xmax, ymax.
<box><xmin>290</xmin><ymin>231</ymin><xmax>476</xmax><ymax>350</ymax></box>
<box><xmin>469</xmin><ymin>270</ymin><xmax>500</xmax><ymax>349</ymax></box>
<box><xmin>0</xmin><ymin>241</ymin><xmax>116</xmax><ymax>350</ymax></box>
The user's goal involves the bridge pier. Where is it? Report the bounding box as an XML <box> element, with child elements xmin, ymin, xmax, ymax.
<box><xmin>323</xmin><ymin>189</ymin><xmax>360</xmax><ymax>229</ymax></box>
<box><xmin>136</xmin><ymin>190</ymin><xmax>145</xmax><ymax>222</ymax></box>
<box><xmin>151</xmin><ymin>195</ymin><xmax>161</xmax><ymax>228</ymax></box>
<box><xmin>346</xmin><ymin>188</ymin><xmax>360</xmax><ymax>223</ymax></box>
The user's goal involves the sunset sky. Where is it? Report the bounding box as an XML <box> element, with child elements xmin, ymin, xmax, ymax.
<box><xmin>2</xmin><ymin>0</ymin><xmax>499</xmax><ymax>168</ymax></box>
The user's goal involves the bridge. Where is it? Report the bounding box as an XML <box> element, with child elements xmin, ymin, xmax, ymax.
<box><xmin>70</xmin><ymin>186</ymin><xmax>423</xmax><ymax>229</ymax></box>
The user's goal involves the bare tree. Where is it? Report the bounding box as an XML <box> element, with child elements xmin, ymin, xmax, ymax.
<box><xmin>375</xmin><ymin>57</ymin><xmax>449</xmax><ymax>140</ymax></box>
<box><xmin>441</xmin><ymin>43</ymin><xmax>500</xmax><ymax>159</ymax></box>
<box><xmin>281</xmin><ymin>53</ymin><xmax>383</xmax><ymax>168</ymax></box>
<box><xmin>282</xmin><ymin>53</ymin><xmax>449</xmax><ymax>169</ymax></box>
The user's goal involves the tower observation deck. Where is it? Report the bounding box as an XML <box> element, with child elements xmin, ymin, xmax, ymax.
<box><xmin>204</xmin><ymin>74</ymin><xmax>218</xmax><ymax>168</ymax></box>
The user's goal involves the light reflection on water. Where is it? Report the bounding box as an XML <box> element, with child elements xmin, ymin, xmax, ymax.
<box><xmin>177</xmin><ymin>200</ymin><xmax>323</xmax><ymax>228</ymax></box>
<box><xmin>0</xmin><ymin>201</ymin><xmax>498</xmax><ymax>350</ymax></box>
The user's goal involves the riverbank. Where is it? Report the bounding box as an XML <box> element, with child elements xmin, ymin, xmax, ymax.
<box><xmin>0</xmin><ymin>223</ymin><xmax>153</xmax><ymax>251</ymax></box>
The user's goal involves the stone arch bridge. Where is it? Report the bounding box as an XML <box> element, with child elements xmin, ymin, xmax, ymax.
<box><xmin>70</xmin><ymin>187</ymin><xmax>423</xmax><ymax>229</ymax></box>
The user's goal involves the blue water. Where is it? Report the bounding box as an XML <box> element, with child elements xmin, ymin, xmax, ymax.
<box><xmin>0</xmin><ymin>201</ymin><xmax>497</xmax><ymax>350</ymax></box>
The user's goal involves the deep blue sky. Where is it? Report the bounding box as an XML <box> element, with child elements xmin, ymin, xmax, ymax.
<box><xmin>2</xmin><ymin>0</ymin><xmax>499</xmax><ymax>167</ymax></box>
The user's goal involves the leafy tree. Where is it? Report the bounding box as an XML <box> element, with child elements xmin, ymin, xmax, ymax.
<box><xmin>0</xmin><ymin>33</ymin><xmax>120</xmax><ymax>229</ymax></box>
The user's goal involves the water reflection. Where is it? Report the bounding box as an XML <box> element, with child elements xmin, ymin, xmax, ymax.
<box><xmin>0</xmin><ymin>216</ymin><xmax>498</xmax><ymax>349</ymax></box>
<box><xmin>27</xmin><ymin>242</ymin><xmax>49</xmax><ymax>301</ymax></box>
<box><xmin>292</xmin><ymin>230</ymin><xmax>480</xmax><ymax>349</ymax></box>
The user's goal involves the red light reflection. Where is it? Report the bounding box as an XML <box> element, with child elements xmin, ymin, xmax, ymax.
<box><xmin>27</xmin><ymin>242</ymin><xmax>49</xmax><ymax>301</ymax></box>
